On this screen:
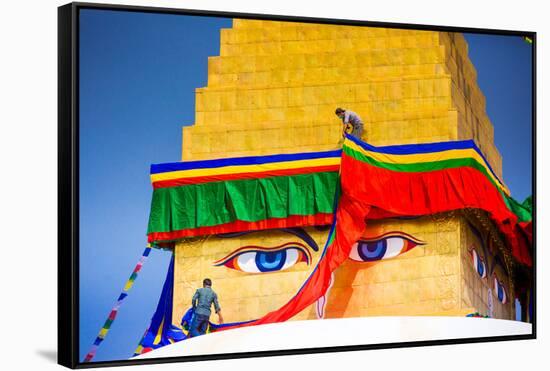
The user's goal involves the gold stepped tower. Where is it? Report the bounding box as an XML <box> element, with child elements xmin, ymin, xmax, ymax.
<box><xmin>183</xmin><ymin>19</ymin><xmax>502</xmax><ymax>179</ymax></box>
<box><xmin>172</xmin><ymin>19</ymin><xmax>513</xmax><ymax>323</ymax></box>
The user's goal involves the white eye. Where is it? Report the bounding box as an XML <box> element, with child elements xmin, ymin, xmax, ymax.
<box><xmin>471</xmin><ymin>249</ymin><xmax>486</xmax><ymax>278</ymax></box>
<box><xmin>494</xmin><ymin>277</ymin><xmax>507</xmax><ymax>304</ymax></box>
<box><xmin>280</xmin><ymin>249</ymin><xmax>299</xmax><ymax>270</ymax></box>
<box><xmin>384</xmin><ymin>238</ymin><xmax>406</xmax><ymax>259</ymax></box>
<box><xmin>349</xmin><ymin>237</ymin><xmax>407</xmax><ymax>262</ymax></box>
<box><xmin>235</xmin><ymin>248</ymin><xmax>302</xmax><ymax>273</ymax></box>
<box><xmin>236</xmin><ymin>252</ymin><xmax>260</xmax><ymax>273</ymax></box>
<box><xmin>349</xmin><ymin>242</ymin><xmax>362</xmax><ymax>261</ymax></box>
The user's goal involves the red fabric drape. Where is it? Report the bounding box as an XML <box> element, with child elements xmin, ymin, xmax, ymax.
<box><xmin>220</xmin><ymin>194</ymin><xmax>367</xmax><ymax>330</ymax></box>
<box><xmin>341</xmin><ymin>153</ymin><xmax>531</xmax><ymax>266</ymax></box>
<box><xmin>220</xmin><ymin>151</ymin><xmax>532</xmax><ymax>330</ymax></box>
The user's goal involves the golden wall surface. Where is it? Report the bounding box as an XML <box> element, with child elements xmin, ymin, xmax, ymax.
<box><xmin>182</xmin><ymin>20</ymin><xmax>502</xmax><ymax>178</ymax></box>
<box><xmin>173</xmin><ymin>212</ymin><xmax>514</xmax><ymax>323</ymax></box>
<box><xmin>459</xmin><ymin>212</ymin><xmax>514</xmax><ymax>319</ymax></box>
<box><xmin>325</xmin><ymin>215</ymin><xmax>464</xmax><ymax>318</ymax></box>
<box><xmin>322</xmin><ymin>212</ymin><xmax>512</xmax><ymax>319</ymax></box>
<box><xmin>173</xmin><ymin>19</ymin><xmax>513</xmax><ymax>325</ymax></box>
<box><xmin>174</xmin><ymin>227</ymin><xmax>329</xmax><ymax>323</ymax></box>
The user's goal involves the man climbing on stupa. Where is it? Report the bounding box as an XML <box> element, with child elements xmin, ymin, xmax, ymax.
<box><xmin>189</xmin><ymin>278</ymin><xmax>224</xmax><ymax>337</ymax></box>
<box><xmin>335</xmin><ymin>107</ymin><xmax>364</xmax><ymax>140</ymax></box>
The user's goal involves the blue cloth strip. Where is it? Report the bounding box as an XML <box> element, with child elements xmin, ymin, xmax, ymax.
<box><xmin>211</xmin><ymin>317</ymin><xmax>256</xmax><ymax>329</ymax></box>
<box><xmin>344</xmin><ymin>134</ymin><xmax>505</xmax><ymax>188</ymax></box>
<box><xmin>150</xmin><ymin>149</ymin><xmax>342</xmax><ymax>174</ymax></box>
<box><xmin>346</xmin><ymin>133</ymin><xmax>477</xmax><ymax>154</ymax></box>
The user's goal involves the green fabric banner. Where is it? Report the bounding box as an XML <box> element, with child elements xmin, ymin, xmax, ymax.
<box><xmin>505</xmin><ymin>195</ymin><xmax>533</xmax><ymax>223</ymax></box>
<box><xmin>147</xmin><ymin>171</ymin><xmax>339</xmax><ymax>234</ymax></box>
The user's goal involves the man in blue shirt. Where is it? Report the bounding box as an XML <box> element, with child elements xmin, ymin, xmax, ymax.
<box><xmin>189</xmin><ymin>278</ymin><xmax>224</xmax><ymax>337</ymax></box>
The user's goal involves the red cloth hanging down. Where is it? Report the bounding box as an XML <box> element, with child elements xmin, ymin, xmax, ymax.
<box><xmin>219</xmin><ymin>193</ymin><xmax>367</xmax><ymax>330</ymax></box>
<box><xmin>342</xmin><ymin>153</ymin><xmax>532</xmax><ymax>266</ymax></box>
<box><xmin>219</xmin><ymin>149</ymin><xmax>532</xmax><ymax>330</ymax></box>
<box><xmin>223</xmin><ymin>153</ymin><xmax>532</xmax><ymax>330</ymax></box>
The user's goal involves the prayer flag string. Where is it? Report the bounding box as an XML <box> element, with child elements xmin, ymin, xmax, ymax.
<box><xmin>82</xmin><ymin>245</ymin><xmax>153</xmax><ymax>363</ymax></box>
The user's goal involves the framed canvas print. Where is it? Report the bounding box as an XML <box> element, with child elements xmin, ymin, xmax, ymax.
<box><xmin>58</xmin><ymin>2</ymin><xmax>536</xmax><ymax>368</ymax></box>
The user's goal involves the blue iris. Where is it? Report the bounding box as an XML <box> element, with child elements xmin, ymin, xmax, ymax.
<box><xmin>476</xmin><ymin>259</ymin><xmax>485</xmax><ymax>277</ymax></box>
<box><xmin>497</xmin><ymin>283</ymin><xmax>505</xmax><ymax>302</ymax></box>
<box><xmin>255</xmin><ymin>250</ymin><xmax>286</xmax><ymax>272</ymax></box>
<box><xmin>357</xmin><ymin>240</ymin><xmax>387</xmax><ymax>261</ymax></box>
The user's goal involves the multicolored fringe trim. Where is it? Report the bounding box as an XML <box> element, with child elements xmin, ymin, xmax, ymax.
<box><xmin>82</xmin><ymin>245</ymin><xmax>152</xmax><ymax>363</ymax></box>
<box><xmin>466</xmin><ymin>312</ymin><xmax>490</xmax><ymax>318</ymax></box>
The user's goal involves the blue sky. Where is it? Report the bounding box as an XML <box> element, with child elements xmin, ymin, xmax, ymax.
<box><xmin>79</xmin><ymin>9</ymin><xmax>533</xmax><ymax>362</ymax></box>
<box><xmin>79</xmin><ymin>9</ymin><xmax>232</xmax><ymax>362</ymax></box>
<box><xmin>463</xmin><ymin>33</ymin><xmax>532</xmax><ymax>200</ymax></box>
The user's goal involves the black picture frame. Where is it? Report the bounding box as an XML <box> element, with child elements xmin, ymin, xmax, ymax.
<box><xmin>58</xmin><ymin>2</ymin><xmax>536</xmax><ymax>369</ymax></box>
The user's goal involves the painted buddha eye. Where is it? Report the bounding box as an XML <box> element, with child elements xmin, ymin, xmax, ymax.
<box><xmin>493</xmin><ymin>276</ymin><xmax>507</xmax><ymax>304</ymax></box>
<box><xmin>213</xmin><ymin>242</ymin><xmax>311</xmax><ymax>273</ymax></box>
<box><xmin>470</xmin><ymin>248</ymin><xmax>487</xmax><ymax>279</ymax></box>
<box><xmin>349</xmin><ymin>232</ymin><xmax>424</xmax><ymax>262</ymax></box>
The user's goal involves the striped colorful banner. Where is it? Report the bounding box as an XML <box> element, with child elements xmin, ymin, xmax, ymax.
<box><xmin>82</xmin><ymin>245</ymin><xmax>152</xmax><ymax>363</ymax></box>
<box><xmin>150</xmin><ymin>150</ymin><xmax>341</xmax><ymax>188</ymax></box>
<box><xmin>147</xmin><ymin>137</ymin><xmax>531</xmax><ymax>245</ymax></box>
<box><xmin>147</xmin><ymin>150</ymin><xmax>341</xmax><ymax>243</ymax></box>
<box><xmin>341</xmin><ymin>135</ymin><xmax>531</xmax><ymax>263</ymax></box>
<box><xmin>343</xmin><ymin>135</ymin><xmax>510</xmax><ymax>196</ymax></box>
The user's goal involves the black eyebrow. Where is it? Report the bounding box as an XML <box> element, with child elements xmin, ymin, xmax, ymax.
<box><xmin>467</xmin><ymin>221</ymin><xmax>507</xmax><ymax>277</ymax></box>
<box><xmin>390</xmin><ymin>216</ymin><xmax>421</xmax><ymax>220</ymax></box>
<box><xmin>467</xmin><ymin>221</ymin><xmax>490</xmax><ymax>261</ymax></box>
<box><xmin>491</xmin><ymin>255</ymin><xmax>508</xmax><ymax>277</ymax></box>
<box><xmin>216</xmin><ymin>227</ymin><xmax>319</xmax><ymax>252</ymax></box>
<box><xmin>468</xmin><ymin>221</ymin><xmax>484</xmax><ymax>246</ymax></box>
